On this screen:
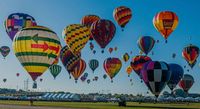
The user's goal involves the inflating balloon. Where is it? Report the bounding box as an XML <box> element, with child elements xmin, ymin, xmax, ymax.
<box><xmin>13</xmin><ymin>26</ymin><xmax>61</xmax><ymax>81</ymax></box>
<box><xmin>4</xmin><ymin>13</ymin><xmax>37</xmax><ymax>40</ymax></box>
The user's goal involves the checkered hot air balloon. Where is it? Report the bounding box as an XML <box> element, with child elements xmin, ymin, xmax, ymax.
<box><xmin>153</xmin><ymin>11</ymin><xmax>178</xmax><ymax>43</ymax></box>
<box><xmin>141</xmin><ymin>61</ymin><xmax>171</xmax><ymax>98</ymax></box>
<box><xmin>5</xmin><ymin>13</ymin><xmax>37</xmax><ymax>40</ymax></box>
<box><xmin>13</xmin><ymin>26</ymin><xmax>61</xmax><ymax>82</ymax></box>
<box><xmin>179</xmin><ymin>74</ymin><xmax>194</xmax><ymax>93</ymax></box>
<box><xmin>62</xmin><ymin>24</ymin><xmax>90</xmax><ymax>55</ymax></box>
<box><xmin>60</xmin><ymin>45</ymin><xmax>81</xmax><ymax>79</ymax></box>
<box><xmin>113</xmin><ymin>6</ymin><xmax>132</xmax><ymax>31</ymax></box>
<box><xmin>182</xmin><ymin>44</ymin><xmax>199</xmax><ymax>68</ymax></box>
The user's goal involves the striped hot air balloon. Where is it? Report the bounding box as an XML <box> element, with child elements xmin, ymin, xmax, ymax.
<box><xmin>62</xmin><ymin>24</ymin><xmax>90</xmax><ymax>55</ymax></box>
<box><xmin>113</xmin><ymin>6</ymin><xmax>132</xmax><ymax>31</ymax></box>
<box><xmin>137</xmin><ymin>36</ymin><xmax>155</xmax><ymax>55</ymax></box>
<box><xmin>182</xmin><ymin>44</ymin><xmax>199</xmax><ymax>68</ymax></box>
<box><xmin>89</xmin><ymin>59</ymin><xmax>99</xmax><ymax>73</ymax></box>
<box><xmin>103</xmin><ymin>57</ymin><xmax>122</xmax><ymax>82</ymax></box>
<box><xmin>60</xmin><ymin>45</ymin><xmax>81</xmax><ymax>78</ymax></box>
<box><xmin>5</xmin><ymin>13</ymin><xmax>37</xmax><ymax>40</ymax></box>
<box><xmin>179</xmin><ymin>74</ymin><xmax>194</xmax><ymax>93</ymax></box>
<box><xmin>49</xmin><ymin>64</ymin><xmax>62</xmax><ymax>79</ymax></box>
<box><xmin>70</xmin><ymin>59</ymin><xmax>86</xmax><ymax>83</ymax></box>
<box><xmin>153</xmin><ymin>11</ymin><xmax>178</xmax><ymax>43</ymax></box>
<box><xmin>13</xmin><ymin>26</ymin><xmax>61</xmax><ymax>81</ymax></box>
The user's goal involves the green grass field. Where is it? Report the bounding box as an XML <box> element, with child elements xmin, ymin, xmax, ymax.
<box><xmin>0</xmin><ymin>100</ymin><xmax>199</xmax><ymax>109</ymax></box>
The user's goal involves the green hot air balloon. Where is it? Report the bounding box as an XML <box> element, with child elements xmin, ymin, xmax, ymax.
<box><xmin>49</xmin><ymin>64</ymin><xmax>62</xmax><ymax>79</ymax></box>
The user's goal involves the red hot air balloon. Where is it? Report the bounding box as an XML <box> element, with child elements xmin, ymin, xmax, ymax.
<box><xmin>91</xmin><ymin>19</ymin><xmax>116</xmax><ymax>53</ymax></box>
<box><xmin>179</xmin><ymin>74</ymin><xmax>194</xmax><ymax>93</ymax></box>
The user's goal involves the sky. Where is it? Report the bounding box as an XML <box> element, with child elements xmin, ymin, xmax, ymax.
<box><xmin>0</xmin><ymin>0</ymin><xmax>200</xmax><ymax>96</ymax></box>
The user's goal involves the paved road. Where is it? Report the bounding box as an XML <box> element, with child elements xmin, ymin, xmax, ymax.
<box><xmin>0</xmin><ymin>104</ymin><xmax>78</xmax><ymax>109</ymax></box>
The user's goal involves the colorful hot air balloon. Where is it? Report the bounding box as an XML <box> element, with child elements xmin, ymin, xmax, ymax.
<box><xmin>89</xmin><ymin>43</ymin><xmax>94</xmax><ymax>51</ymax></box>
<box><xmin>0</xmin><ymin>46</ymin><xmax>10</xmax><ymax>59</ymax></box>
<box><xmin>103</xmin><ymin>57</ymin><xmax>122</xmax><ymax>82</ymax></box>
<box><xmin>16</xmin><ymin>73</ymin><xmax>20</xmax><ymax>77</ymax></box>
<box><xmin>49</xmin><ymin>64</ymin><xmax>62</xmax><ymax>79</ymax></box>
<box><xmin>80</xmin><ymin>75</ymin><xmax>87</xmax><ymax>82</ymax></box>
<box><xmin>13</xmin><ymin>26</ymin><xmax>61</xmax><ymax>81</ymax></box>
<box><xmin>122</xmin><ymin>52</ymin><xmax>130</xmax><ymax>62</ymax></box>
<box><xmin>167</xmin><ymin>63</ymin><xmax>184</xmax><ymax>93</ymax></box>
<box><xmin>126</xmin><ymin>66</ymin><xmax>132</xmax><ymax>77</ymax></box>
<box><xmin>113</xmin><ymin>6</ymin><xmax>132</xmax><ymax>31</ymax></box>
<box><xmin>182</xmin><ymin>44</ymin><xmax>199</xmax><ymax>68</ymax></box>
<box><xmin>137</xmin><ymin>36</ymin><xmax>155</xmax><ymax>55</ymax></box>
<box><xmin>4</xmin><ymin>13</ymin><xmax>37</xmax><ymax>40</ymax></box>
<box><xmin>108</xmin><ymin>48</ymin><xmax>113</xmax><ymax>54</ymax></box>
<box><xmin>62</xmin><ymin>24</ymin><xmax>90</xmax><ymax>55</ymax></box>
<box><xmin>153</xmin><ymin>11</ymin><xmax>178</xmax><ymax>43</ymax></box>
<box><xmin>141</xmin><ymin>61</ymin><xmax>171</xmax><ymax>98</ymax></box>
<box><xmin>89</xmin><ymin>59</ymin><xmax>99</xmax><ymax>73</ymax></box>
<box><xmin>179</xmin><ymin>74</ymin><xmax>194</xmax><ymax>93</ymax></box>
<box><xmin>91</xmin><ymin>19</ymin><xmax>116</xmax><ymax>53</ymax></box>
<box><xmin>70</xmin><ymin>59</ymin><xmax>86</xmax><ymax>83</ymax></box>
<box><xmin>60</xmin><ymin>45</ymin><xmax>81</xmax><ymax>78</ymax></box>
<box><xmin>81</xmin><ymin>15</ymin><xmax>100</xmax><ymax>41</ymax></box>
<box><xmin>130</xmin><ymin>55</ymin><xmax>152</xmax><ymax>77</ymax></box>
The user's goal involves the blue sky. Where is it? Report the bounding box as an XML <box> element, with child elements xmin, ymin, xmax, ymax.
<box><xmin>0</xmin><ymin>0</ymin><xmax>200</xmax><ymax>95</ymax></box>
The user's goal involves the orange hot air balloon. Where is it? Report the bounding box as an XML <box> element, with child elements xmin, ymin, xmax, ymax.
<box><xmin>113</xmin><ymin>6</ymin><xmax>132</xmax><ymax>31</ymax></box>
<box><xmin>153</xmin><ymin>11</ymin><xmax>178</xmax><ymax>42</ymax></box>
<box><xmin>126</xmin><ymin>66</ymin><xmax>132</xmax><ymax>77</ymax></box>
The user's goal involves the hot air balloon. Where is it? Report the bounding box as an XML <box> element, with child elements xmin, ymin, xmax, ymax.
<box><xmin>153</xmin><ymin>11</ymin><xmax>178</xmax><ymax>43</ymax></box>
<box><xmin>13</xmin><ymin>26</ymin><xmax>61</xmax><ymax>82</ymax></box>
<box><xmin>70</xmin><ymin>59</ymin><xmax>86</xmax><ymax>83</ymax></box>
<box><xmin>60</xmin><ymin>45</ymin><xmax>81</xmax><ymax>78</ymax></box>
<box><xmin>0</xmin><ymin>46</ymin><xmax>10</xmax><ymax>59</ymax></box>
<box><xmin>167</xmin><ymin>64</ymin><xmax>184</xmax><ymax>93</ymax></box>
<box><xmin>103</xmin><ymin>57</ymin><xmax>122</xmax><ymax>82</ymax></box>
<box><xmin>80</xmin><ymin>75</ymin><xmax>87</xmax><ymax>82</ymax></box>
<box><xmin>108</xmin><ymin>48</ymin><xmax>113</xmax><ymax>54</ymax></box>
<box><xmin>114</xmin><ymin>47</ymin><xmax>118</xmax><ymax>51</ymax></box>
<box><xmin>182</xmin><ymin>44</ymin><xmax>199</xmax><ymax>68</ymax></box>
<box><xmin>89</xmin><ymin>59</ymin><xmax>99</xmax><ymax>73</ymax></box>
<box><xmin>3</xmin><ymin>78</ymin><xmax>7</xmax><ymax>83</ymax></box>
<box><xmin>91</xmin><ymin>19</ymin><xmax>116</xmax><ymax>53</ymax></box>
<box><xmin>141</xmin><ymin>61</ymin><xmax>171</xmax><ymax>98</ymax></box>
<box><xmin>93</xmin><ymin>76</ymin><xmax>99</xmax><ymax>81</ymax></box>
<box><xmin>40</xmin><ymin>78</ymin><xmax>43</xmax><ymax>82</ymax></box>
<box><xmin>87</xmin><ymin>79</ymin><xmax>91</xmax><ymax>84</ymax></box>
<box><xmin>172</xmin><ymin>53</ymin><xmax>176</xmax><ymax>59</ymax></box>
<box><xmin>137</xmin><ymin>36</ymin><xmax>155</xmax><ymax>55</ymax></box>
<box><xmin>103</xmin><ymin>74</ymin><xmax>107</xmax><ymax>79</ymax></box>
<box><xmin>122</xmin><ymin>52</ymin><xmax>130</xmax><ymax>62</ymax></box>
<box><xmin>4</xmin><ymin>13</ymin><xmax>37</xmax><ymax>40</ymax></box>
<box><xmin>62</xmin><ymin>24</ymin><xmax>90</xmax><ymax>55</ymax></box>
<box><xmin>89</xmin><ymin>43</ymin><xmax>94</xmax><ymax>51</ymax></box>
<box><xmin>81</xmin><ymin>15</ymin><xmax>100</xmax><ymax>41</ymax></box>
<box><xmin>113</xmin><ymin>6</ymin><xmax>132</xmax><ymax>31</ymax></box>
<box><xmin>16</xmin><ymin>73</ymin><xmax>20</xmax><ymax>77</ymax></box>
<box><xmin>130</xmin><ymin>55</ymin><xmax>152</xmax><ymax>77</ymax></box>
<box><xmin>49</xmin><ymin>64</ymin><xmax>62</xmax><ymax>79</ymax></box>
<box><xmin>93</xmin><ymin>50</ymin><xmax>96</xmax><ymax>54</ymax></box>
<box><xmin>126</xmin><ymin>66</ymin><xmax>132</xmax><ymax>77</ymax></box>
<box><xmin>179</xmin><ymin>74</ymin><xmax>194</xmax><ymax>93</ymax></box>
